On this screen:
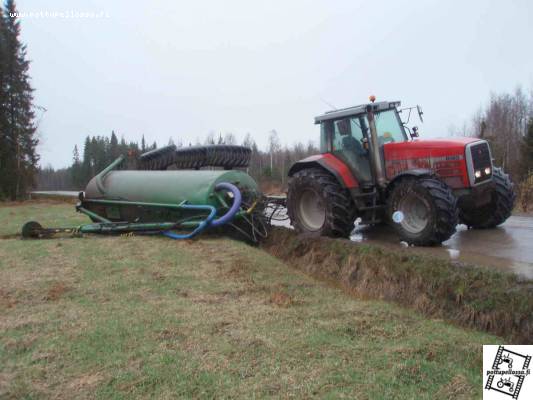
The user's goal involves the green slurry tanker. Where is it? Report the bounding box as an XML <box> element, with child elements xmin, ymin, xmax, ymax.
<box><xmin>23</xmin><ymin>145</ymin><xmax>269</xmax><ymax>243</ymax></box>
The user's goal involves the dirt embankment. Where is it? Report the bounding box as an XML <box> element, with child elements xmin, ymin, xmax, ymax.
<box><xmin>262</xmin><ymin>228</ymin><xmax>533</xmax><ymax>343</ymax></box>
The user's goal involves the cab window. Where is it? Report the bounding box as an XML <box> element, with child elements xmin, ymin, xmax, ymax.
<box><xmin>374</xmin><ymin>110</ymin><xmax>406</xmax><ymax>144</ymax></box>
<box><xmin>332</xmin><ymin>116</ymin><xmax>367</xmax><ymax>155</ymax></box>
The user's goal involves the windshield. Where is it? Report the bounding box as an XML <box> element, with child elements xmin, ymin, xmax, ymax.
<box><xmin>374</xmin><ymin>109</ymin><xmax>407</xmax><ymax>144</ymax></box>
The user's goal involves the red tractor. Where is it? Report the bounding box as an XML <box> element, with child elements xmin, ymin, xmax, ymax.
<box><xmin>287</xmin><ymin>98</ymin><xmax>516</xmax><ymax>246</ymax></box>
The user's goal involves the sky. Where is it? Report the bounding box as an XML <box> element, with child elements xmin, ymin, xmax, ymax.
<box><xmin>14</xmin><ymin>0</ymin><xmax>533</xmax><ymax>168</ymax></box>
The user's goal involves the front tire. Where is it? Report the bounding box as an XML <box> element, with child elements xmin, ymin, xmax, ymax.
<box><xmin>387</xmin><ymin>177</ymin><xmax>458</xmax><ymax>246</ymax></box>
<box><xmin>459</xmin><ymin>167</ymin><xmax>516</xmax><ymax>229</ymax></box>
<box><xmin>287</xmin><ymin>168</ymin><xmax>354</xmax><ymax>237</ymax></box>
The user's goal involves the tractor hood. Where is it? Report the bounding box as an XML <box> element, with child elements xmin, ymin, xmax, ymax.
<box><xmin>383</xmin><ymin>137</ymin><xmax>486</xmax><ymax>189</ymax></box>
<box><xmin>384</xmin><ymin>137</ymin><xmax>481</xmax><ymax>155</ymax></box>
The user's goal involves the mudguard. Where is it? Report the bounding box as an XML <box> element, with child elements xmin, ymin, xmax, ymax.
<box><xmin>288</xmin><ymin>154</ymin><xmax>359</xmax><ymax>188</ymax></box>
<box><xmin>389</xmin><ymin>168</ymin><xmax>435</xmax><ymax>180</ymax></box>
<box><xmin>385</xmin><ymin>168</ymin><xmax>435</xmax><ymax>194</ymax></box>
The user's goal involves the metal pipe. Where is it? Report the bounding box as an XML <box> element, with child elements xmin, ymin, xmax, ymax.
<box><xmin>162</xmin><ymin>204</ymin><xmax>217</xmax><ymax>239</ymax></box>
<box><xmin>81</xmin><ymin>221</ymin><xmax>180</xmax><ymax>234</ymax></box>
<box><xmin>77</xmin><ymin>206</ymin><xmax>112</xmax><ymax>223</ymax></box>
<box><xmin>95</xmin><ymin>155</ymin><xmax>125</xmax><ymax>195</ymax></box>
<box><xmin>84</xmin><ymin>198</ymin><xmax>188</xmax><ymax>211</ymax></box>
<box><xmin>366</xmin><ymin>106</ymin><xmax>387</xmax><ymax>187</ymax></box>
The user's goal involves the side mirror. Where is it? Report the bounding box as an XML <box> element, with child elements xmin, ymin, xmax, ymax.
<box><xmin>417</xmin><ymin>105</ymin><xmax>424</xmax><ymax>123</ymax></box>
<box><xmin>411</xmin><ymin>126</ymin><xmax>420</xmax><ymax>138</ymax></box>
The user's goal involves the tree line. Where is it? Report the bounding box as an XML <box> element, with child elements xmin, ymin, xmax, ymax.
<box><xmin>454</xmin><ymin>86</ymin><xmax>533</xmax><ymax>181</ymax></box>
<box><xmin>36</xmin><ymin>132</ymin><xmax>156</xmax><ymax>190</ymax></box>
<box><xmin>36</xmin><ymin>86</ymin><xmax>533</xmax><ymax>193</ymax></box>
<box><xmin>35</xmin><ymin>129</ymin><xmax>319</xmax><ymax>192</ymax></box>
<box><xmin>0</xmin><ymin>0</ymin><xmax>39</xmax><ymax>200</ymax></box>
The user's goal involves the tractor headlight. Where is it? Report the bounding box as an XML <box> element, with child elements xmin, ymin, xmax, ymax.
<box><xmin>484</xmin><ymin>167</ymin><xmax>491</xmax><ymax>175</ymax></box>
<box><xmin>475</xmin><ymin>170</ymin><xmax>482</xmax><ymax>179</ymax></box>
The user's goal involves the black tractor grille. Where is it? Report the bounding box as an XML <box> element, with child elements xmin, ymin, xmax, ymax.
<box><xmin>470</xmin><ymin>142</ymin><xmax>492</xmax><ymax>184</ymax></box>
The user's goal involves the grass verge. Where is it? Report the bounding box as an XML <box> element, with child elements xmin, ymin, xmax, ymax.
<box><xmin>1</xmin><ymin>202</ymin><xmax>500</xmax><ymax>398</ymax></box>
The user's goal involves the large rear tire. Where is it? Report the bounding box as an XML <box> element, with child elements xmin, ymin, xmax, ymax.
<box><xmin>138</xmin><ymin>145</ymin><xmax>252</xmax><ymax>170</ymax></box>
<box><xmin>459</xmin><ymin>167</ymin><xmax>516</xmax><ymax>228</ymax></box>
<box><xmin>387</xmin><ymin>177</ymin><xmax>458</xmax><ymax>246</ymax></box>
<box><xmin>287</xmin><ymin>168</ymin><xmax>355</xmax><ymax>237</ymax></box>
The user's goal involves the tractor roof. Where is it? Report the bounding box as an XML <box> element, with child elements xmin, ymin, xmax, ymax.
<box><xmin>314</xmin><ymin>101</ymin><xmax>401</xmax><ymax>124</ymax></box>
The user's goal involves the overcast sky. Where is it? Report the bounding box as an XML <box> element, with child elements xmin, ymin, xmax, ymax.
<box><xmin>16</xmin><ymin>0</ymin><xmax>533</xmax><ymax>168</ymax></box>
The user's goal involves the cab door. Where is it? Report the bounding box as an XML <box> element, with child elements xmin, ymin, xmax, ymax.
<box><xmin>329</xmin><ymin>116</ymin><xmax>372</xmax><ymax>184</ymax></box>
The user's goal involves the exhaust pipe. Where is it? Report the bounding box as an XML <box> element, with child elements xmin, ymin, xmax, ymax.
<box><xmin>366</xmin><ymin>105</ymin><xmax>387</xmax><ymax>188</ymax></box>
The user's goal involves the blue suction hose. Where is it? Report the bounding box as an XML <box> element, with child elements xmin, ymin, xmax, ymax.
<box><xmin>162</xmin><ymin>182</ymin><xmax>242</xmax><ymax>239</ymax></box>
<box><xmin>210</xmin><ymin>182</ymin><xmax>242</xmax><ymax>227</ymax></box>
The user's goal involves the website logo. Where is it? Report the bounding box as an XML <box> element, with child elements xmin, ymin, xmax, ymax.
<box><xmin>484</xmin><ymin>345</ymin><xmax>532</xmax><ymax>399</ymax></box>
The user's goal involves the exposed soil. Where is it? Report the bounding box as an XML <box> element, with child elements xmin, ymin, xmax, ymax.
<box><xmin>45</xmin><ymin>282</ymin><xmax>70</xmax><ymax>301</ymax></box>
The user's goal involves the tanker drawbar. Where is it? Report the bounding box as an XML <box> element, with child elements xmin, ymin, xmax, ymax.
<box><xmin>22</xmin><ymin>152</ymin><xmax>269</xmax><ymax>244</ymax></box>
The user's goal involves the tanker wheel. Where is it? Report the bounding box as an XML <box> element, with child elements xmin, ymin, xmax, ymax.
<box><xmin>387</xmin><ymin>177</ymin><xmax>458</xmax><ymax>246</ymax></box>
<box><xmin>287</xmin><ymin>168</ymin><xmax>355</xmax><ymax>237</ymax></box>
<box><xmin>459</xmin><ymin>167</ymin><xmax>516</xmax><ymax>229</ymax></box>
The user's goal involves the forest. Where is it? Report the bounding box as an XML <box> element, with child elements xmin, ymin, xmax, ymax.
<box><xmin>35</xmin><ymin>130</ymin><xmax>320</xmax><ymax>193</ymax></box>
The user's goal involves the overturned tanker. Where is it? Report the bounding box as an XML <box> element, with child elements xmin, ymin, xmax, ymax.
<box><xmin>22</xmin><ymin>146</ymin><xmax>268</xmax><ymax>243</ymax></box>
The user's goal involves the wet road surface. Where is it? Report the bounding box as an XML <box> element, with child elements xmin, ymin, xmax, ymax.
<box><xmin>271</xmin><ymin>210</ymin><xmax>533</xmax><ymax>279</ymax></box>
<box><xmin>350</xmin><ymin>216</ymin><xmax>533</xmax><ymax>279</ymax></box>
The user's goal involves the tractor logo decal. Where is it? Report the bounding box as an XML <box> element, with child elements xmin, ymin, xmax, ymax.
<box><xmin>484</xmin><ymin>345</ymin><xmax>532</xmax><ymax>399</ymax></box>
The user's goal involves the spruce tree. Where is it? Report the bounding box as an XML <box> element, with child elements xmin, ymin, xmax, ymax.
<box><xmin>110</xmin><ymin>130</ymin><xmax>118</xmax><ymax>160</ymax></box>
<box><xmin>70</xmin><ymin>145</ymin><xmax>82</xmax><ymax>188</ymax></box>
<box><xmin>81</xmin><ymin>136</ymin><xmax>92</xmax><ymax>184</ymax></box>
<box><xmin>1</xmin><ymin>0</ymin><xmax>39</xmax><ymax>199</ymax></box>
<box><xmin>0</xmin><ymin>5</ymin><xmax>7</xmax><ymax>197</ymax></box>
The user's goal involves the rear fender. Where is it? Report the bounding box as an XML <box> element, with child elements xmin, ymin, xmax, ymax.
<box><xmin>288</xmin><ymin>154</ymin><xmax>359</xmax><ymax>189</ymax></box>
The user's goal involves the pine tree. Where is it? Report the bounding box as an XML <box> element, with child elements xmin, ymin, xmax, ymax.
<box><xmin>141</xmin><ymin>134</ymin><xmax>146</xmax><ymax>152</ymax></box>
<box><xmin>0</xmin><ymin>0</ymin><xmax>39</xmax><ymax>199</ymax></box>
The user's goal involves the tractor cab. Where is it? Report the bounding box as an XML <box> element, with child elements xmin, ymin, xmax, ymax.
<box><xmin>316</xmin><ymin>101</ymin><xmax>408</xmax><ymax>186</ymax></box>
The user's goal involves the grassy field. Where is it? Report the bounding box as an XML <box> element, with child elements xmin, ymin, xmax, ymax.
<box><xmin>0</xmin><ymin>202</ymin><xmax>498</xmax><ymax>399</ymax></box>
